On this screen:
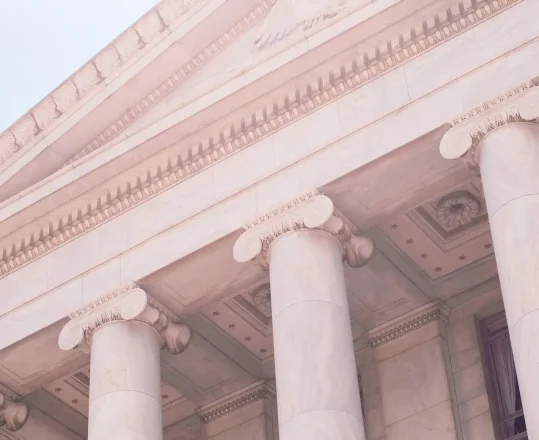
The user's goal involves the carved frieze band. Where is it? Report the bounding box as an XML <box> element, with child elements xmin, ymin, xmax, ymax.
<box><xmin>0</xmin><ymin>0</ymin><xmax>522</xmax><ymax>279</ymax></box>
<box><xmin>197</xmin><ymin>381</ymin><xmax>275</xmax><ymax>424</ymax></box>
<box><xmin>255</xmin><ymin>0</ymin><xmax>354</xmax><ymax>48</ymax></box>
<box><xmin>368</xmin><ymin>302</ymin><xmax>449</xmax><ymax>348</ymax></box>
<box><xmin>233</xmin><ymin>191</ymin><xmax>374</xmax><ymax>269</ymax></box>
<box><xmin>440</xmin><ymin>82</ymin><xmax>539</xmax><ymax>167</ymax></box>
<box><xmin>0</xmin><ymin>392</ymin><xmax>29</xmax><ymax>432</ymax></box>
<box><xmin>58</xmin><ymin>284</ymin><xmax>191</xmax><ymax>354</ymax></box>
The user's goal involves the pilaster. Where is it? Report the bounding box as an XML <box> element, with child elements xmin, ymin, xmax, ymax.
<box><xmin>198</xmin><ymin>381</ymin><xmax>277</xmax><ymax>440</ymax></box>
<box><xmin>369</xmin><ymin>302</ymin><xmax>462</xmax><ymax>440</ymax></box>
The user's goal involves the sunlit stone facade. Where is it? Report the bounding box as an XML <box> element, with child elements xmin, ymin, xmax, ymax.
<box><xmin>0</xmin><ymin>0</ymin><xmax>538</xmax><ymax>439</ymax></box>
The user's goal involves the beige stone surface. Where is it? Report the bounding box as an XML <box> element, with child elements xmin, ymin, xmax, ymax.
<box><xmin>1</xmin><ymin>0</ymin><xmax>538</xmax><ymax>439</ymax></box>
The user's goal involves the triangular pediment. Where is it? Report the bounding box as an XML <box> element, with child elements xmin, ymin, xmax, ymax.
<box><xmin>0</xmin><ymin>0</ymin><xmax>272</xmax><ymax>202</ymax></box>
<box><xmin>0</xmin><ymin>0</ymin><xmax>386</xmax><ymax>204</ymax></box>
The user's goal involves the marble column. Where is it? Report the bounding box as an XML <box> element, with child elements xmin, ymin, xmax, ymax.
<box><xmin>440</xmin><ymin>82</ymin><xmax>539</xmax><ymax>438</ymax></box>
<box><xmin>234</xmin><ymin>192</ymin><xmax>374</xmax><ymax>440</ymax></box>
<box><xmin>58</xmin><ymin>284</ymin><xmax>191</xmax><ymax>440</ymax></box>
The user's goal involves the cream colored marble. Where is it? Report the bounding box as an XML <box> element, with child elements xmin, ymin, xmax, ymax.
<box><xmin>88</xmin><ymin>321</ymin><xmax>163</xmax><ymax>440</ymax></box>
<box><xmin>269</xmin><ymin>230</ymin><xmax>365</xmax><ymax>440</ymax></box>
<box><xmin>478</xmin><ymin>123</ymin><xmax>539</xmax><ymax>439</ymax></box>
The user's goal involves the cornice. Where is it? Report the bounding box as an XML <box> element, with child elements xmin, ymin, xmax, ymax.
<box><xmin>234</xmin><ymin>191</ymin><xmax>374</xmax><ymax>269</ymax></box>
<box><xmin>0</xmin><ymin>0</ymin><xmax>521</xmax><ymax>280</ymax></box>
<box><xmin>440</xmin><ymin>81</ymin><xmax>539</xmax><ymax>168</ymax></box>
<box><xmin>197</xmin><ymin>381</ymin><xmax>275</xmax><ymax>424</ymax></box>
<box><xmin>0</xmin><ymin>0</ymin><xmax>215</xmax><ymax>167</ymax></box>
<box><xmin>63</xmin><ymin>1</ymin><xmax>274</xmax><ymax>166</ymax></box>
<box><xmin>58</xmin><ymin>284</ymin><xmax>191</xmax><ymax>354</ymax></box>
<box><xmin>368</xmin><ymin>302</ymin><xmax>449</xmax><ymax>348</ymax></box>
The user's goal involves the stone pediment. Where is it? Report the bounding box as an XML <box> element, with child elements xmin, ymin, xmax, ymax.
<box><xmin>0</xmin><ymin>0</ymin><xmax>274</xmax><ymax>203</ymax></box>
<box><xmin>0</xmin><ymin>0</ymin><xmax>523</xmax><ymax>279</ymax></box>
<box><xmin>0</xmin><ymin>0</ymin><xmax>376</xmax><ymax>205</ymax></box>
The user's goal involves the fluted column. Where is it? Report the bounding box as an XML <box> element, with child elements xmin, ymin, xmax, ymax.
<box><xmin>58</xmin><ymin>285</ymin><xmax>191</xmax><ymax>440</ymax></box>
<box><xmin>234</xmin><ymin>192</ymin><xmax>374</xmax><ymax>440</ymax></box>
<box><xmin>441</xmin><ymin>81</ymin><xmax>539</xmax><ymax>438</ymax></box>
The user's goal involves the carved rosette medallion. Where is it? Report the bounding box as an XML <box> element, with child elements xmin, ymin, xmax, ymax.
<box><xmin>0</xmin><ymin>392</ymin><xmax>29</xmax><ymax>432</ymax></box>
<box><xmin>58</xmin><ymin>284</ymin><xmax>191</xmax><ymax>354</ymax></box>
<box><xmin>436</xmin><ymin>191</ymin><xmax>480</xmax><ymax>229</ymax></box>
<box><xmin>233</xmin><ymin>191</ymin><xmax>374</xmax><ymax>269</ymax></box>
<box><xmin>252</xmin><ymin>283</ymin><xmax>272</xmax><ymax>315</ymax></box>
<box><xmin>440</xmin><ymin>82</ymin><xmax>539</xmax><ymax>170</ymax></box>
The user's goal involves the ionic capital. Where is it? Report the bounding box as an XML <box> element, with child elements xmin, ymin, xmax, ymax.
<box><xmin>0</xmin><ymin>392</ymin><xmax>29</xmax><ymax>432</ymax></box>
<box><xmin>233</xmin><ymin>191</ymin><xmax>374</xmax><ymax>268</ymax></box>
<box><xmin>440</xmin><ymin>81</ymin><xmax>539</xmax><ymax>168</ymax></box>
<box><xmin>58</xmin><ymin>284</ymin><xmax>191</xmax><ymax>354</ymax></box>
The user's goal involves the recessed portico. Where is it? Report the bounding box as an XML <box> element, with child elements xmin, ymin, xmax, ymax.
<box><xmin>0</xmin><ymin>0</ymin><xmax>538</xmax><ymax>439</ymax></box>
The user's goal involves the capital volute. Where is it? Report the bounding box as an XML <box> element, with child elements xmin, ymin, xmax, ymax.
<box><xmin>233</xmin><ymin>191</ymin><xmax>374</xmax><ymax>268</ymax></box>
<box><xmin>440</xmin><ymin>82</ymin><xmax>539</xmax><ymax>168</ymax></box>
<box><xmin>0</xmin><ymin>391</ymin><xmax>29</xmax><ymax>432</ymax></box>
<box><xmin>58</xmin><ymin>284</ymin><xmax>191</xmax><ymax>354</ymax></box>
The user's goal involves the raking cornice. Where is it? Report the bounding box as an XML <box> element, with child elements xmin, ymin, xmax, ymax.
<box><xmin>0</xmin><ymin>0</ymin><xmax>217</xmax><ymax>166</ymax></box>
<box><xmin>63</xmin><ymin>0</ymin><xmax>275</xmax><ymax>166</ymax></box>
<box><xmin>0</xmin><ymin>0</ymin><xmax>521</xmax><ymax>279</ymax></box>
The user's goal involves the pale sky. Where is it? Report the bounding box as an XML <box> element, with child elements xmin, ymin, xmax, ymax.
<box><xmin>0</xmin><ymin>1</ymin><xmax>158</xmax><ymax>132</ymax></box>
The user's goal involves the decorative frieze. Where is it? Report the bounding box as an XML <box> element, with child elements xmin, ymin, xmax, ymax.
<box><xmin>368</xmin><ymin>302</ymin><xmax>449</xmax><ymax>348</ymax></box>
<box><xmin>0</xmin><ymin>392</ymin><xmax>29</xmax><ymax>432</ymax></box>
<box><xmin>58</xmin><ymin>284</ymin><xmax>191</xmax><ymax>354</ymax></box>
<box><xmin>255</xmin><ymin>0</ymin><xmax>354</xmax><ymax>48</ymax></box>
<box><xmin>0</xmin><ymin>0</ymin><xmax>522</xmax><ymax>279</ymax></box>
<box><xmin>197</xmin><ymin>381</ymin><xmax>275</xmax><ymax>424</ymax></box>
<box><xmin>440</xmin><ymin>82</ymin><xmax>539</xmax><ymax>168</ymax></box>
<box><xmin>233</xmin><ymin>192</ymin><xmax>374</xmax><ymax>269</ymax></box>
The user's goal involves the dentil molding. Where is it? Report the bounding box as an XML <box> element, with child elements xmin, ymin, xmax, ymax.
<box><xmin>233</xmin><ymin>191</ymin><xmax>374</xmax><ymax>269</ymax></box>
<box><xmin>0</xmin><ymin>0</ymin><xmax>216</xmax><ymax>166</ymax></box>
<box><xmin>0</xmin><ymin>392</ymin><xmax>29</xmax><ymax>432</ymax></box>
<box><xmin>0</xmin><ymin>0</ymin><xmax>522</xmax><ymax>280</ymax></box>
<box><xmin>197</xmin><ymin>381</ymin><xmax>275</xmax><ymax>424</ymax></box>
<box><xmin>58</xmin><ymin>284</ymin><xmax>191</xmax><ymax>354</ymax></box>
<box><xmin>440</xmin><ymin>81</ymin><xmax>539</xmax><ymax>168</ymax></box>
<box><xmin>368</xmin><ymin>302</ymin><xmax>449</xmax><ymax>348</ymax></box>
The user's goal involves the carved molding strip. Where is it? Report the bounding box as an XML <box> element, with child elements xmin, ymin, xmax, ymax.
<box><xmin>64</xmin><ymin>1</ymin><xmax>274</xmax><ymax>166</ymax></box>
<box><xmin>234</xmin><ymin>191</ymin><xmax>374</xmax><ymax>269</ymax></box>
<box><xmin>368</xmin><ymin>302</ymin><xmax>449</xmax><ymax>348</ymax></box>
<box><xmin>197</xmin><ymin>381</ymin><xmax>275</xmax><ymax>424</ymax></box>
<box><xmin>254</xmin><ymin>0</ymin><xmax>354</xmax><ymax>48</ymax></box>
<box><xmin>0</xmin><ymin>0</ymin><xmax>521</xmax><ymax>279</ymax></box>
<box><xmin>0</xmin><ymin>0</ymin><xmax>213</xmax><ymax>166</ymax></box>
<box><xmin>58</xmin><ymin>284</ymin><xmax>191</xmax><ymax>354</ymax></box>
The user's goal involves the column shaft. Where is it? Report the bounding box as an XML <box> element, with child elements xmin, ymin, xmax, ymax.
<box><xmin>88</xmin><ymin>321</ymin><xmax>163</xmax><ymax>440</ymax></box>
<box><xmin>479</xmin><ymin>123</ymin><xmax>539</xmax><ymax>438</ymax></box>
<box><xmin>269</xmin><ymin>230</ymin><xmax>365</xmax><ymax>440</ymax></box>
